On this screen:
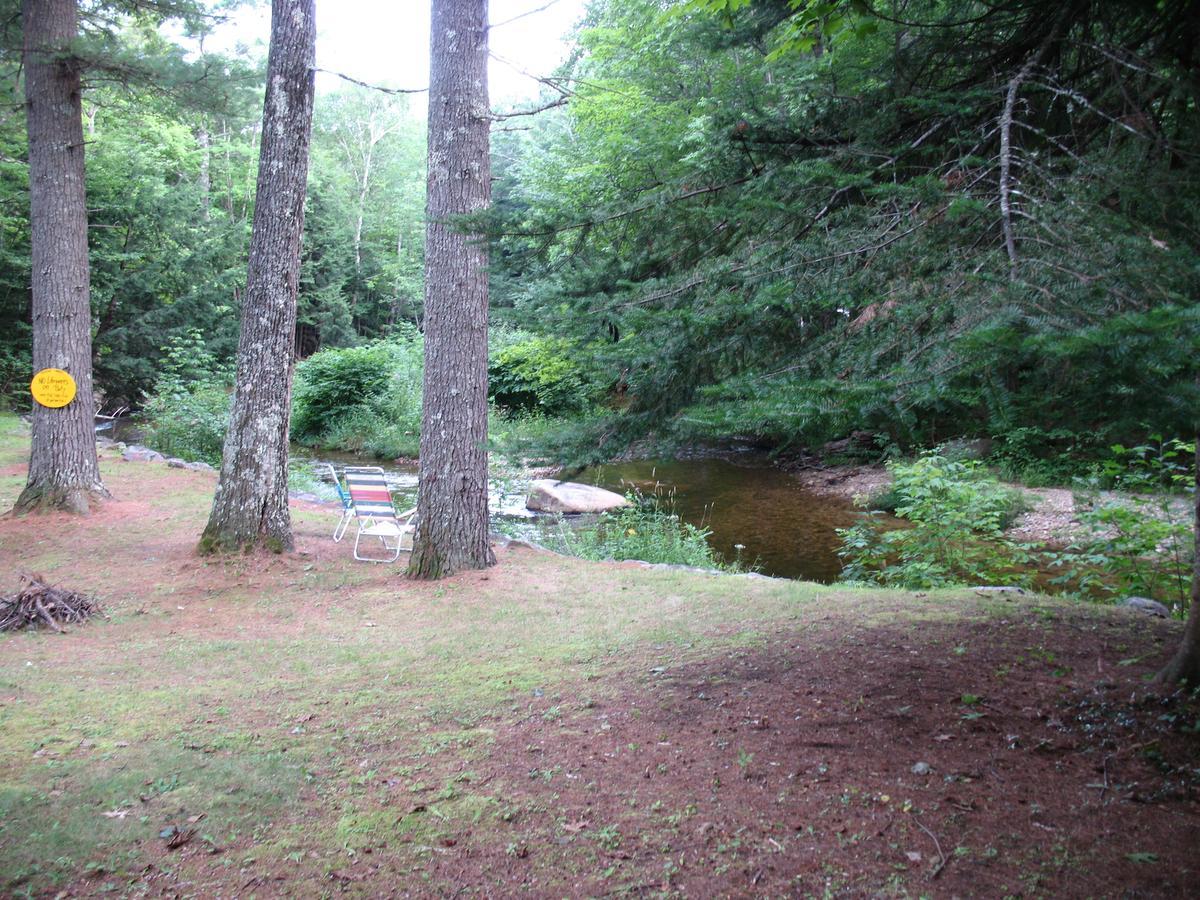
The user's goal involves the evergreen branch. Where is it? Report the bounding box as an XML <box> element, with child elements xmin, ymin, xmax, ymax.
<box><xmin>491</xmin><ymin>96</ymin><xmax>569</xmax><ymax>121</ymax></box>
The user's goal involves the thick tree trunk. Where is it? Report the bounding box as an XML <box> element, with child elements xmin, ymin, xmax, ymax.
<box><xmin>407</xmin><ymin>0</ymin><xmax>495</xmax><ymax>579</ymax></box>
<box><xmin>1156</xmin><ymin>439</ymin><xmax>1200</xmax><ymax>685</ymax></box>
<box><xmin>200</xmin><ymin>0</ymin><xmax>315</xmax><ymax>554</ymax></box>
<box><xmin>14</xmin><ymin>0</ymin><xmax>109</xmax><ymax>515</ymax></box>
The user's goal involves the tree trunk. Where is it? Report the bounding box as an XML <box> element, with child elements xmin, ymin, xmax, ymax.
<box><xmin>351</xmin><ymin>139</ymin><xmax>372</xmax><ymax>331</ymax></box>
<box><xmin>199</xmin><ymin>0</ymin><xmax>315</xmax><ymax>554</ymax></box>
<box><xmin>407</xmin><ymin>0</ymin><xmax>495</xmax><ymax>579</ymax></box>
<box><xmin>14</xmin><ymin>0</ymin><xmax>109</xmax><ymax>515</ymax></box>
<box><xmin>197</xmin><ymin>122</ymin><xmax>211</xmax><ymax>221</ymax></box>
<box><xmin>1156</xmin><ymin>438</ymin><xmax>1200</xmax><ymax>685</ymax></box>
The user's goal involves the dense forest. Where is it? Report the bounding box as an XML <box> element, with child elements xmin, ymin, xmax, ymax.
<box><xmin>1</xmin><ymin>0</ymin><xmax>1196</xmax><ymax>476</ymax></box>
<box><xmin>0</xmin><ymin>5</ymin><xmax>425</xmax><ymax>406</ymax></box>
<box><xmin>491</xmin><ymin>0</ymin><xmax>1200</xmax><ymax>465</ymax></box>
<box><xmin>2</xmin><ymin>3</ymin><xmax>1200</xmax><ymax>890</ymax></box>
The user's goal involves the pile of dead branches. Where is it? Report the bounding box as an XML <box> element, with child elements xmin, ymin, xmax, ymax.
<box><xmin>0</xmin><ymin>574</ymin><xmax>102</xmax><ymax>632</ymax></box>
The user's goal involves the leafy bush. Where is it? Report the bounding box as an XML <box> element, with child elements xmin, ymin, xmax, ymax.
<box><xmin>321</xmin><ymin>404</ymin><xmax>421</xmax><ymax>460</ymax></box>
<box><xmin>292</xmin><ymin>339</ymin><xmax>420</xmax><ymax>441</ymax></box>
<box><xmin>549</xmin><ymin>493</ymin><xmax>737</xmax><ymax>570</ymax></box>
<box><xmin>867</xmin><ymin>460</ymin><xmax>1028</xmax><ymax>530</ymax></box>
<box><xmin>488</xmin><ymin>332</ymin><xmax>593</xmax><ymax>417</ymax></box>
<box><xmin>291</xmin><ymin>335</ymin><xmax>423</xmax><ymax>457</ymax></box>
<box><xmin>142</xmin><ymin>382</ymin><xmax>231</xmax><ymax>465</ymax></box>
<box><xmin>990</xmin><ymin>426</ymin><xmax>1095</xmax><ymax>487</ymax></box>
<box><xmin>1047</xmin><ymin>439</ymin><xmax>1195</xmax><ymax>613</ymax></box>
<box><xmin>140</xmin><ymin>330</ymin><xmax>233</xmax><ymax>464</ymax></box>
<box><xmin>0</xmin><ymin>343</ymin><xmax>30</xmax><ymax>408</ymax></box>
<box><xmin>839</xmin><ymin>454</ymin><xmax>1034</xmax><ymax>589</ymax></box>
<box><xmin>1095</xmin><ymin>437</ymin><xmax>1195</xmax><ymax>492</ymax></box>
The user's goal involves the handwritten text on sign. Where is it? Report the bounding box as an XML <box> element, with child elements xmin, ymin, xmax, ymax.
<box><xmin>30</xmin><ymin>368</ymin><xmax>77</xmax><ymax>409</ymax></box>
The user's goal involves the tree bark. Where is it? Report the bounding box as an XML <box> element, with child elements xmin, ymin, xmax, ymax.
<box><xmin>197</xmin><ymin>122</ymin><xmax>211</xmax><ymax>221</ymax></box>
<box><xmin>1156</xmin><ymin>438</ymin><xmax>1200</xmax><ymax>685</ymax></box>
<box><xmin>200</xmin><ymin>0</ymin><xmax>315</xmax><ymax>554</ymax></box>
<box><xmin>407</xmin><ymin>0</ymin><xmax>495</xmax><ymax>579</ymax></box>
<box><xmin>14</xmin><ymin>0</ymin><xmax>109</xmax><ymax>515</ymax></box>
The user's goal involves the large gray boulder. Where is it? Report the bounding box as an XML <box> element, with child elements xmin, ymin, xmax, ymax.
<box><xmin>121</xmin><ymin>446</ymin><xmax>164</xmax><ymax>463</ymax></box>
<box><xmin>1122</xmin><ymin>596</ymin><xmax>1170</xmax><ymax>618</ymax></box>
<box><xmin>526</xmin><ymin>480</ymin><xmax>629</xmax><ymax>514</ymax></box>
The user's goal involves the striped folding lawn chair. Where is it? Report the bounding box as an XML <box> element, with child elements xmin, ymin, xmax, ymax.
<box><xmin>343</xmin><ymin>466</ymin><xmax>416</xmax><ymax>562</ymax></box>
<box><xmin>328</xmin><ymin>464</ymin><xmax>354</xmax><ymax>543</ymax></box>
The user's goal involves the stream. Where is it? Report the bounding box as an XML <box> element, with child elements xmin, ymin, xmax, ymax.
<box><xmin>295</xmin><ymin>447</ymin><xmax>865</xmax><ymax>582</ymax></box>
<box><xmin>569</xmin><ymin>457</ymin><xmax>865</xmax><ymax>582</ymax></box>
<box><xmin>105</xmin><ymin>418</ymin><xmax>865</xmax><ymax>582</ymax></box>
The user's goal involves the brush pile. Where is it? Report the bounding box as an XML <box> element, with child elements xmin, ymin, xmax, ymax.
<box><xmin>0</xmin><ymin>574</ymin><xmax>102</xmax><ymax>632</ymax></box>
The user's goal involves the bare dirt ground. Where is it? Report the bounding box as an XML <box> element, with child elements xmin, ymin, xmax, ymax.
<box><xmin>0</xmin><ymin>423</ymin><xmax>1197</xmax><ymax>897</ymax></box>
<box><xmin>304</xmin><ymin>609</ymin><xmax>1199</xmax><ymax>898</ymax></box>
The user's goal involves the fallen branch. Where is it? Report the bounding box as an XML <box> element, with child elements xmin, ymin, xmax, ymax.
<box><xmin>913</xmin><ymin>816</ymin><xmax>948</xmax><ymax>880</ymax></box>
<box><xmin>0</xmin><ymin>574</ymin><xmax>102</xmax><ymax>632</ymax></box>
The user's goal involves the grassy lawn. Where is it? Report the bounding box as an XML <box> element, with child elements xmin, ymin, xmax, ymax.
<box><xmin>0</xmin><ymin>413</ymin><xmax>1196</xmax><ymax>897</ymax></box>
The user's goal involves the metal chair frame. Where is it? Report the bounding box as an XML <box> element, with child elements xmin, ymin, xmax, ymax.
<box><xmin>328</xmin><ymin>464</ymin><xmax>355</xmax><ymax>543</ymax></box>
<box><xmin>344</xmin><ymin>466</ymin><xmax>416</xmax><ymax>563</ymax></box>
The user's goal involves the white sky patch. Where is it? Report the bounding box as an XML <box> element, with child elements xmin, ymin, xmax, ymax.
<box><xmin>201</xmin><ymin>0</ymin><xmax>588</xmax><ymax>111</ymax></box>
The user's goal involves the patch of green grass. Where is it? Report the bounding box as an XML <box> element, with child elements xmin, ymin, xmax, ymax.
<box><xmin>0</xmin><ymin>743</ymin><xmax>306</xmax><ymax>890</ymax></box>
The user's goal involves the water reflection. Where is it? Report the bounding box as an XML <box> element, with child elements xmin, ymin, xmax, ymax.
<box><xmin>291</xmin><ymin>449</ymin><xmax>870</xmax><ymax>583</ymax></box>
<box><xmin>571</xmin><ymin>458</ymin><xmax>864</xmax><ymax>582</ymax></box>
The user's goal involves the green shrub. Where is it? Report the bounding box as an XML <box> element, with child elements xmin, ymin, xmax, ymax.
<box><xmin>291</xmin><ymin>336</ymin><xmax>423</xmax><ymax>457</ymax></box>
<box><xmin>488</xmin><ymin>333</ymin><xmax>592</xmax><ymax>417</ymax></box>
<box><xmin>140</xmin><ymin>330</ymin><xmax>233</xmax><ymax>464</ymax></box>
<box><xmin>141</xmin><ymin>381</ymin><xmax>231</xmax><ymax>465</ymax></box>
<box><xmin>292</xmin><ymin>340</ymin><xmax>419</xmax><ymax>442</ymax></box>
<box><xmin>0</xmin><ymin>344</ymin><xmax>30</xmax><ymax>407</ymax></box>
<box><xmin>839</xmin><ymin>453</ymin><xmax>1034</xmax><ymax>589</ymax></box>
<box><xmin>990</xmin><ymin>426</ymin><xmax>1094</xmax><ymax>487</ymax></box>
<box><xmin>867</xmin><ymin>459</ymin><xmax>1028</xmax><ymax>530</ymax></box>
<box><xmin>1046</xmin><ymin>438</ymin><xmax>1195</xmax><ymax>613</ymax></box>
<box><xmin>322</xmin><ymin>406</ymin><xmax>421</xmax><ymax>460</ymax></box>
<box><xmin>1095</xmin><ymin>437</ymin><xmax>1195</xmax><ymax>492</ymax></box>
<box><xmin>549</xmin><ymin>493</ymin><xmax>737</xmax><ymax>570</ymax></box>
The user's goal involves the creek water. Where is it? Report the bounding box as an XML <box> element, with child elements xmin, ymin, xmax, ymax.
<box><xmin>109</xmin><ymin>415</ymin><xmax>863</xmax><ymax>582</ymax></box>
<box><xmin>295</xmin><ymin>447</ymin><xmax>864</xmax><ymax>582</ymax></box>
<box><xmin>569</xmin><ymin>457</ymin><xmax>864</xmax><ymax>582</ymax></box>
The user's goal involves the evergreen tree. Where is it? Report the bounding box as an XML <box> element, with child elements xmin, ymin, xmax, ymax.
<box><xmin>408</xmin><ymin>0</ymin><xmax>495</xmax><ymax>578</ymax></box>
<box><xmin>494</xmin><ymin>0</ymin><xmax>1200</xmax><ymax>460</ymax></box>
<box><xmin>14</xmin><ymin>0</ymin><xmax>109</xmax><ymax>514</ymax></box>
<box><xmin>200</xmin><ymin>0</ymin><xmax>315</xmax><ymax>553</ymax></box>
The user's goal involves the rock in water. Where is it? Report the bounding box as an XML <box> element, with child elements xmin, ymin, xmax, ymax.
<box><xmin>526</xmin><ymin>480</ymin><xmax>629</xmax><ymax>514</ymax></box>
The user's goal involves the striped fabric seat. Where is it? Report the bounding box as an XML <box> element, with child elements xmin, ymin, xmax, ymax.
<box><xmin>343</xmin><ymin>466</ymin><xmax>416</xmax><ymax>562</ymax></box>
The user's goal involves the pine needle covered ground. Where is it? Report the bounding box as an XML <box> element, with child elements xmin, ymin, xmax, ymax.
<box><xmin>0</xmin><ymin>414</ymin><xmax>1196</xmax><ymax>896</ymax></box>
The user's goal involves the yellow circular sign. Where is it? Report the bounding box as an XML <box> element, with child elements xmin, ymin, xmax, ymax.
<box><xmin>30</xmin><ymin>368</ymin><xmax>77</xmax><ymax>409</ymax></box>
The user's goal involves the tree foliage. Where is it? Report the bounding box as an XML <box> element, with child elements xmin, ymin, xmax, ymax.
<box><xmin>492</xmin><ymin>0</ymin><xmax>1200</xmax><ymax>460</ymax></box>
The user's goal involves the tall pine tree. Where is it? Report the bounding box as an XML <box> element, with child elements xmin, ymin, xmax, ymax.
<box><xmin>407</xmin><ymin>0</ymin><xmax>495</xmax><ymax>578</ymax></box>
<box><xmin>15</xmin><ymin>0</ymin><xmax>108</xmax><ymax>514</ymax></box>
<box><xmin>200</xmin><ymin>0</ymin><xmax>315</xmax><ymax>553</ymax></box>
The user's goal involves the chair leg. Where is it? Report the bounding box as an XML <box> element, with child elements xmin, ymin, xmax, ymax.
<box><xmin>353</xmin><ymin>526</ymin><xmax>402</xmax><ymax>563</ymax></box>
<box><xmin>333</xmin><ymin>509</ymin><xmax>352</xmax><ymax>543</ymax></box>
